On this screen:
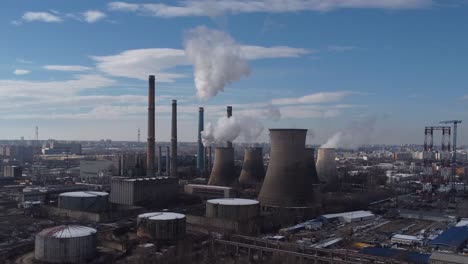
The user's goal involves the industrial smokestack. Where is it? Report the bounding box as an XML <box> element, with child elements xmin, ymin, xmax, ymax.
<box><xmin>208</xmin><ymin>146</ymin><xmax>212</xmax><ymax>174</ymax></box>
<box><xmin>166</xmin><ymin>146</ymin><xmax>170</xmax><ymax>176</ymax></box>
<box><xmin>171</xmin><ymin>100</ymin><xmax>178</xmax><ymax>177</ymax></box>
<box><xmin>258</xmin><ymin>129</ymin><xmax>315</xmax><ymax>207</ymax></box>
<box><xmin>146</xmin><ymin>75</ymin><xmax>155</xmax><ymax>177</ymax></box>
<box><xmin>207</xmin><ymin>147</ymin><xmax>236</xmax><ymax>186</ymax></box>
<box><xmin>304</xmin><ymin>148</ymin><xmax>320</xmax><ymax>184</ymax></box>
<box><xmin>197</xmin><ymin>107</ymin><xmax>205</xmax><ymax>174</ymax></box>
<box><xmin>316</xmin><ymin>148</ymin><xmax>338</xmax><ymax>191</ymax></box>
<box><xmin>158</xmin><ymin>146</ymin><xmax>162</xmax><ymax>176</ymax></box>
<box><xmin>239</xmin><ymin>147</ymin><xmax>265</xmax><ymax>188</ymax></box>
<box><xmin>226</xmin><ymin>106</ymin><xmax>233</xmax><ymax>148</ymax></box>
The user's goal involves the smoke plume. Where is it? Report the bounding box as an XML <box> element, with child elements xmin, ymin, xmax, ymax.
<box><xmin>184</xmin><ymin>26</ymin><xmax>250</xmax><ymax>100</ymax></box>
<box><xmin>321</xmin><ymin>116</ymin><xmax>377</xmax><ymax>149</ymax></box>
<box><xmin>201</xmin><ymin>116</ymin><xmax>263</xmax><ymax>146</ymax></box>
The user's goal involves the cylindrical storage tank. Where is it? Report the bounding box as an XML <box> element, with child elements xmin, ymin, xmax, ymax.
<box><xmin>316</xmin><ymin>148</ymin><xmax>338</xmax><ymax>191</ymax></box>
<box><xmin>239</xmin><ymin>147</ymin><xmax>265</xmax><ymax>188</ymax></box>
<box><xmin>207</xmin><ymin>147</ymin><xmax>236</xmax><ymax>187</ymax></box>
<box><xmin>206</xmin><ymin>198</ymin><xmax>260</xmax><ymax>221</ymax></box>
<box><xmin>35</xmin><ymin>225</ymin><xmax>97</xmax><ymax>263</ymax></box>
<box><xmin>58</xmin><ymin>191</ymin><xmax>109</xmax><ymax>212</ymax></box>
<box><xmin>258</xmin><ymin>129</ymin><xmax>315</xmax><ymax>208</ymax></box>
<box><xmin>137</xmin><ymin>212</ymin><xmax>186</xmax><ymax>241</ymax></box>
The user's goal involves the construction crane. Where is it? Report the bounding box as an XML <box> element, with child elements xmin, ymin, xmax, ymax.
<box><xmin>439</xmin><ymin>120</ymin><xmax>462</xmax><ymax>181</ymax></box>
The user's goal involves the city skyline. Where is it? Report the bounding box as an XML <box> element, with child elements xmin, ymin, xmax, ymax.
<box><xmin>1</xmin><ymin>0</ymin><xmax>468</xmax><ymax>146</ymax></box>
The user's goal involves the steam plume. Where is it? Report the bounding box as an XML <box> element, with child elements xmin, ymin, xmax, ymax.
<box><xmin>201</xmin><ymin>116</ymin><xmax>263</xmax><ymax>146</ymax></box>
<box><xmin>185</xmin><ymin>26</ymin><xmax>250</xmax><ymax>100</ymax></box>
<box><xmin>321</xmin><ymin>116</ymin><xmax>377</xmax><ymax>149</ymax></box>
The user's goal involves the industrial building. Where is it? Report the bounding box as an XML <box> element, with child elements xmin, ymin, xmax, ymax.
<box><xmin>429</xmin><ymin>226</ymin><xmax>468</xmax><ymax>252</ymax></box>
<box><xmin>109</xmin><ymin>177</ymin><xmax>178</xmax><ymax>206</ymax></box>
<box><xmin>184</xmin><ymin>184</ymin><xmax>238</xmax><ymax>199</ymax></box>
<box><xmin>391</xmin><ymin>234</ymin><xmax>423</xmax><ymax>246</ymax></box>
<box><xmin>79</xmin><ymin>159</ymin><xmax>114</xmax><ymax>183</ymax></box>
<box><xmin>42</xmin><ymin>140</ymin><xmax>82</xmax><ymax>155</ymax></box>
<box><xmin>3</xmin><ymin>165</ymin><xmax>22</xmax><ymax>178</ymax></box>
<box><xmin>320</xmin><ymin>210</ymin><xmax>375</xmax><ymax>223</ymax></box>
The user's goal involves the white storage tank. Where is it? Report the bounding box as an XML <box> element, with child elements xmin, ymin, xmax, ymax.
<box><xmin>137</xmin><ymin>212</ymin><xmax>186</xmax><ymax>241</ymax></box>
<box><xmin>206</xmin><ymin>198</ymin><xmax>260</xmax><ymax>221</ymax></box>
<box><xmin>35</xmin><ymin>225</ymin><xmax>97</xmax><ymax>263</ymax></box>
<box><xmin>58</xmin><ymin>191</ymin><xmax>109</xmax><ymax>212</ymax></box>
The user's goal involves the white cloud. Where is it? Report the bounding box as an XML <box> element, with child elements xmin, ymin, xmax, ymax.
<box><xmin>43</xmin><ymin>65</ymin><xmax>93</xmax><ymax>72</ymax></box>
<box><xmin>21</xmin><ymin>12</ymin><xmax>62</xmax><ymax>23</ymax></box>
<box><xmin>91</xmin><ymin>45</ymin><xmax>309</xmax><ymax>82</ymax></box>
<box><xmin>14</xmin><ymin>69</ymin><xmax>31</xmax><ymax>75</ymax></box>
<box><xmin>91</xmin><ymin>48</ymin><xmax>188</xmax><ymax>82</ymax></box>
<box><xmin>83</xmin><ymin>10</ymin><xmax>106</xmax><ymax>23</ymax></box>
<box><xmin>108</xmin><ymin>0</ymin><xmax>431</xmax><ymax>17</ymax></box>
<box><xmin>272</xmin><ymin>91</ymin><xmax>355</xmax><ymax>105</ymax></box>
<box><xmin>328</xmin><ymin>45</ymin><xmax>356</xmax><ymax>52</ymax></box>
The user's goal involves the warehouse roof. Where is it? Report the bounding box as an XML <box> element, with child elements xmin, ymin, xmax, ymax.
<box><xmin>360</xmin><ymin>247</ymin><xmax>430</xmax><ymax>264</ymax></box>
<box><xmin>321</xmin><ymin>210</ymin><xmax>374</xmax><ymax>220</ymax></box>
<box><xmin>59</xmin><ymin>191</ymin><xmax>108</xmax><ymax>197</ymax></box>
<box><xmin>430</xmin><ymin>252</ymin><xmax>468</xmax><ymax>263</ymax></box>
<box><xmin>430</xmin><ymin>226</ymin><xmax>468</xmax><ymax>249</ymax></box>
<box><xmin>392</xmin><ymin>234</ymin><xmax>422</xmax><ymax>241</ymax></box>
<box><xmin>138</xmin><ymin>212</ymin><xmax>185</xmax><ymax>220</ymax></box>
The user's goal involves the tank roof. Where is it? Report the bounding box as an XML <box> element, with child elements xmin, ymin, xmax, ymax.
<box><xmin>38</xmin><ymin>225</ymin><xmax>96</xmax><ymax>238</ymax></box>
<box><xmin>138</xmin><ymin>212</ymin><xmax>185</xmax><ymax>220</ymax></box>
<box><xmin>59</xmin><ymin>191</ymin><xmax>108</xmax><ymax>197</ymax></box>
<box><xmin>208</xmin><ymin>198</ymin><xmax>259</xmax><ymax>206</ymax></box>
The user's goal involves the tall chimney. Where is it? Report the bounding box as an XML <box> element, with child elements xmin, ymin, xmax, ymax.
<box><xmin>170</xmin><ymin>100</ymin><xmax>178</xmax><ymax>177</ymax></box>
<box><xmin>166</xmin><ymin>146</ymin><xmax>170</xmax><ymax>176</ymax></box>
<box><xmin>226</xmin><ymin>106</ymin><xmax>233</xmax><ymax>148</ymax></box>
<box><xmin>158</xmin><ymin>146</ymin><xmax>162</xmax><ymax>176</ymax></box>
<box><xmin>197</xmin><ymin>107</ymin><xmax>205</xmax><ymax>174</ymax></box>
<box><xmin>146</xmin><ymin>75</ymin><xmax>155</xmax><ymax>177</ymax></box>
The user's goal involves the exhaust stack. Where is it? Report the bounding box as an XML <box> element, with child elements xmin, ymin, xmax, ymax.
<box><xmin>316</xmin><ymin>148</ymin><xmax>338</xmax><ymax>191</ymax></box>
<box><xmin>170</xmin><ymin>100</ymin><xmax>177</xmax><ymax>177</ymax></box>
<box><xmin>258</xmin><ymin>129</ymin><xmax>315</xmax><ymax>207</ymax></box>
<box><xmin>157</xmin><ymin>146</ymin><xmax>162</xmax><ymax>176</ymax></box>
<box><xmin>239</xmin><ymin>147</ymin><xmax>265</xmax><ymax>188</ymax></box>
<box><xmin>146</xmin><ymin>75</ymin><xmax>155</xmax><ymax>177</ymax></box>
<box><xmin>166</xmin><ymin>146</ymin><xmax>170</xmax><ymax>176</ymax></box>
<box><xmin>226</xmin><ymin>106</ymin><xmax>233</xmax><ymax>148</ymax></box>
<box><xmin>197</xmin><ymin>107</ymin><xmax>205</xmax><ymax>174</ymax></box>
<box><xmin>207</xmin><ymin>147</ymin><xmax>236</xmax><ymax>186</ymax></box>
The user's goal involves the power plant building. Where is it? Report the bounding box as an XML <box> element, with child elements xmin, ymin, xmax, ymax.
<box><xmin>110</xmin><ymin>177</ymin><xmax>178</xmax><ymax>206</ymax></box>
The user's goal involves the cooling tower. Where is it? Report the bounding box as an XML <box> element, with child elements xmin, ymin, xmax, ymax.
<box><xmin>197</xmin><ymin>107</ymin><xmax>205</xmax><ymax>173</ymax></box>
<box><xmin>316</xmin><ymin>148</ymin><xmax>338</xmax><ymax>190</ymax></box>
<box><xmin>258</xmin><ymin>129</ymin><xmax>315</xmax><ymax>208</ymax></box>
<box><xmin>207</xmin><ymin>147</ymin><xmax>236</xmax><ymax>187</ymax></box>
<box><xmin>304</xmin><ymin>148</ymin><xmax>320</xmax><ymax>184</ymax></box>
<box><xmin>239</xmin><ymin>147</ymin><xmax>265</xmax><ymax>188</ymax></box>
<box><xmin>170</xmin><ymin>100</ymin><xmax>177</xmax><ymax>177</ymax></box>
<box><xmin>146</xmin><ymin>75</ymin><xmax>155</xmax><ymax>177</ymax></box>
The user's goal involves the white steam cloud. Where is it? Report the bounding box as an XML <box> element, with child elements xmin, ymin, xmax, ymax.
<box><xmin>184</xmin><ymin>26</ymin><xmax>250</xmax><ymax>100</ymax></box>
<box><xmin>321</xmin><ymin>116</ymin><xmax>377</xmax><ymax>149</ymax></box>
<box><xmin>201</xmin><ymin>116</ymin><xmax>263</xmax><ymax>146</ymax></box>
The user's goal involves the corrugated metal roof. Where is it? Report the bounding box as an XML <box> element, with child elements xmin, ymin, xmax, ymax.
<box><xmin>429</xmin><ymin>252</ymin><xmax>468</xmax><ymax>263</ymax></box>
<box><xmin>360</xmin><ymin>247</ymin><xmax>430</xmax><ymax>264</ymax></box>
<box><xmin>429</xmin><ymin>226</ymin><xmax>468</xmax><ymax>248</ymax></box>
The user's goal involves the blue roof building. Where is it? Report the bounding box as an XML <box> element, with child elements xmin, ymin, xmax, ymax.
<box><xmin>429</xmin><ymin>226</ymin><xmax>468</xmax><ymax>252</ymax></box>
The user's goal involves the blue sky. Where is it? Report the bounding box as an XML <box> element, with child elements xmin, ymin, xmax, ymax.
<box><xmin>1</xmin><ymin>0</ymin><xmax>468</xmax><ymax>146</ymax></box>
